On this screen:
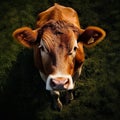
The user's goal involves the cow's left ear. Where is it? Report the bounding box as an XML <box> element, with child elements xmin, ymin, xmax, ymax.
<box><xmin>78</xmin><ymin>26</ymin><xmax>106</xmax><ymax>48</ymax></box>
<box><xmin>12</xmin><ymin>27</ymin><xmax>38</xmax><ymax>48</ymax></box>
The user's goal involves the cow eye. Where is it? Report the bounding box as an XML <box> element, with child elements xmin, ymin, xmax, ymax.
<box><xmin>55</xmin><ymin>31</ymin><xmax>63</xmax><ymax>35</ymax></box>
<box><xmin>38</xmin><ymin>44</ymin><xmax>48</xmax><ymax>53</ymax></box>
<box><xmin>40</xmin><ymin>46</ymin><xmax>44</xmax><ymax>51</ymax></box>
<box><xmin>38</xmin><ymin>45</ymin><xmax>44</xmax><ymax>51</ymax></box>
<box><xmin>74</xmin><ymin>46</ymin><xmax>77</xmax><ymax>51</ymax></box>
<box><xmin>68</xmin><ymin>46</ymin><xmax>77</xmax><ymax>55</ymax></box>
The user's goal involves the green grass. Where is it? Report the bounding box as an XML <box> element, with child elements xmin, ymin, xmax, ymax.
<box><xmin>0</xmin><ymin>0</ymin><xmax>120</xmax><ymax>120</ymax></box>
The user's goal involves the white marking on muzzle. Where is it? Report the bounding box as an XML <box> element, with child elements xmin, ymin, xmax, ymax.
<box><xmin>46</xmin><ymin>73</ymin><xmax>74</xmax><ymax>90</ymax></box>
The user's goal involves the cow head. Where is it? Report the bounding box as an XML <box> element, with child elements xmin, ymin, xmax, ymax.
<box><xmin>13</xmin><ymin>20</ymin><xmax>106</xmax><ymax>91</ymax></box>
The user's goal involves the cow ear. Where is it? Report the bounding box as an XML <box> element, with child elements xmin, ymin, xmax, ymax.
<box><xmin>78</xmin><ymin>26</ymin><xmax>106</xmax><ymax>48</ymax></box>
<box><xmin>12</xmin><ymin>27</ymin><xmax>38</xmax><ymax>48</ymax></box>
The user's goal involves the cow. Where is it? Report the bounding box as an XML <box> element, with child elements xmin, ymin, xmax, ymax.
<box><xmin>12</xmin><ymin>3</ymin><xmax>106</xmax><ymax>111</ymax></box>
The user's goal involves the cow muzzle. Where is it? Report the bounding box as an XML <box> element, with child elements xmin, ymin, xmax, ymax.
<box><xmin>46</xmin><ymin>75</ymin><xmax>74</xmax><ymax>90</ymax></box>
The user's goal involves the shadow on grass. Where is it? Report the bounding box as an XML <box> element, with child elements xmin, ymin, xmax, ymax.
<box><xmin>0</xmin><ymin>49</ymin><xmax>51</xmax><ymax>120</ymax></box>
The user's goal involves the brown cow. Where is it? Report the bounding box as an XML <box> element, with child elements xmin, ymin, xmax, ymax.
<box><xmin>13</xmin><ymin>3</ymin><xmax>106</xmax><ymax>111</ymax></box>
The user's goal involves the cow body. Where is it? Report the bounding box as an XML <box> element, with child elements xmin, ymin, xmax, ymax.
<box><xmin>13</xmin><ymin>3</ymin><xmax>106</xmax><ymax>111</ymax></box>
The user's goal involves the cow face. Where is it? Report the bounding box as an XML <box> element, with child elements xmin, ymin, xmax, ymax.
<box><xmin>13</xmin><ymin>20</ymin><xmax>106</xmax><ymax>91</ymax></box>
<box><xmin>37</xmin><ymin>21</ymin><xmax>81</xmax><ymax>90</ymax></box>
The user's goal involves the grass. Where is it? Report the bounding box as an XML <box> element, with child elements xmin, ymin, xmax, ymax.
<box><xmin>0</xmin><ymin>0</ymin><xmax>120</xmax><ymax>120</ymax></box>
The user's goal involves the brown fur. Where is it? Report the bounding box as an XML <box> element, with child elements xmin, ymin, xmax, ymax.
<box><xmin>36</xmin><ymin>3</ymin><xmax>80</xmax><ymax>28</ymax></box>
<box><xmin>12</xmin><ymin>3</ymin><xmax>106</xmax><ymax>111</ymax></box>
<box><xmin>35</xmin><ymin>20</ymin><xmax>82</xmax><ymax>76</ymax></box>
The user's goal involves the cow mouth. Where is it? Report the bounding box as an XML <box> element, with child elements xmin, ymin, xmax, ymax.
<box><xmin>50</xmin><ymin>79</ymin><xmax>69</xmax><ymax>90</ymax></box>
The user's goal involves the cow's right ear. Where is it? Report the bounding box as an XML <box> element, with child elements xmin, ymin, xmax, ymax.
<box><xmin>12</xmin><ymin>27</ymin><xmax>38</xmax><ymax>48</ymax></box>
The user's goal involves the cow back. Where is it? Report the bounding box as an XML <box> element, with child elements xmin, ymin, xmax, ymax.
<box><xmin>36</xmin><ymin>3</ymin><xmax>80</xmax><ymax>29</ymax></box>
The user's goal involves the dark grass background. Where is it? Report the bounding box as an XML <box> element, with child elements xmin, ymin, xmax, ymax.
<box><xmin>0</xmin><ymin>0</ymin><xmax>120</xmax><ymax>120</ymax></box>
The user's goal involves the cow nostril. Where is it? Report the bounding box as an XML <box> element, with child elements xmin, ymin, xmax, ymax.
<box><xmin>50</xmin><ymin>79</ymin><xmax>56</xmax><ymax>87</ymax></box>
<box><xmin>50</xmin><ymin>78</ymin><xmax>70</xmax><ymax>90</ymax></box>
<box><xmin>65</xmin><ymin>79</ymin><xmax>69</xmax><ymax>85</ymax></box>
<box><xmin>64</xmin><ymin>79</ymin><xmax>69</xmax><ymax>89</ymax></box>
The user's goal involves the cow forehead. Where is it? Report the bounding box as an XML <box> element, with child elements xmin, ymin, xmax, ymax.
<box><xmin>42</xmin><ymin>30</ymin><xmax>77</xmax><ymax>54</ymax></box>
<box><xmin>39</xmin><ymin>21</ymin><xmax>79</xmax><ymax>52</ymax></box>
<box><xmin>39</xmin><ymin>20</ymin><xmax>80</xmax><ymax>39</ymax></box>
